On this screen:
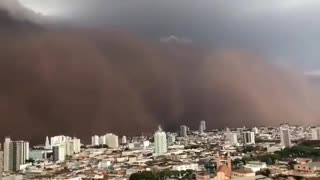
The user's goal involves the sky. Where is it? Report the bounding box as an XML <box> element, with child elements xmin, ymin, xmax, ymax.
<box><xmin>18</xmin><ymin>0</ymin><xmax>320</xmax><ymax>70</ymax></box>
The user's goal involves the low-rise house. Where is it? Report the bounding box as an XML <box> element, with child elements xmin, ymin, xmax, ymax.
<box><xmin>244</xmin><ymin>161</ymin><xmax>267</xmax><ymax>172</ymax></box>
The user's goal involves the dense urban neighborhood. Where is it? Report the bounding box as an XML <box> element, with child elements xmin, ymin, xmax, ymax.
<box><xmin>1</xmin><ymin>122</ymin><xmax>320</xmax><ymax>179</ymax></box>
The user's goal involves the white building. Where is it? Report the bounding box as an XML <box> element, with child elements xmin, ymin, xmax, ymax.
<box><xmin>227</xmin><ymin>132</ymin><xmax>238</xmax><ymax>145</ymax></box>
<box><xmin>199</xmin><ymin>124</ymin><xmax>204</xmax><ymax>134</ymax></box>
<box><xmin>242</xmin><ymin>131</ymin><xmax>255</xmax><ymax>144</ymax></box>
<box><xmin>180</xmin><ymin>125</ymin><xmax>187</xmax><ymax>137</ymax></box>
<box><xmin>311</xmin><ymin>127</ymin><xmax>320</xmax><ymax>140</ymax></box>
<box><xmin>0</xmin><ymin>150</ymin><xmax>3</xmax><ymax>177</ymax></box>
<box><xmin>167</xmin><ymin>133</ymin><xmax>176</xmax><ymax>145</ymax></box>
<box><xmin>106</xmin><ymin>133</ymin><xmax>119</xmax><ymax>148</ymax></box>
<box><xmin>3</xmin><ymin>137</ymin><xmax>10</xmax><ymax>172</ymax></box>
<box><xmin>65</xmin><ymin>137</ymin><xmax>81</xmax><ymax>156</ymax></box>
<box><xmin>252</xmin><ymin>127</ymin><xmax>259</xmax><ymax>134</ymax></box>
<box><xmin>172</xmin><ymin>163</ymin><xmax>199</xmax><ymax>171</ymax></box>
<box><xmin>50</xmin><ymin>135</ymin><xmax>67</xmax><ymax>148</ymax></box>
<box><xmin>280</xmin><ymin>127</ymin><xmax>291</xmax><ymax>147</ymax></box>
<box><xmin>29</xmin><ymin>149</ymin><xmax>50</xmax><ymax>160</ymax></box>
<box><xmin>99</xmin><ymin>135</ymin><xmax>107</xmax><ymax>145</ymax></box>
<box><xmin>143</xmin><ymin>140</ymin><xmax>150</xmax><ymax>148</ymax></box>
<box><xmin>45</xmin><ymin>136</ymin><xmax>50</xmax><ymax>149</ymax></box>
<box><xmin>53</xmin><ymin>144</ymin><xmax>65</xmax><ymax>162</ymax></box>
<box><xmin>244</xmin><ymin>161</ymin><xmax>267</xmax><ymax>173</ymax></box>
<box><xmin>3</xmin><ymin>138</ymin><xmax>29</xmax><ymax>172</ymax></box>
<box><xmin>200</xmin><ymin>120</ymin><xmax>206</xmax><ymax>131</ymax></box>
<box><xmin>154</xmin><ymin>126</ymin><xmax>167</xmax><ymax>156</ymax></box>
<box><xmin>91</xmin><ymin>135</ymin><xmax>100</xmax><ymax>146</ymax></box>
<box><xmin>121</xmin><ymin>136</ymin><xmax>127</xmax><ymax>144</ymax></box>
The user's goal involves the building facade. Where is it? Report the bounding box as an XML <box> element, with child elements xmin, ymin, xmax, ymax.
<box><xmin>280</xmin><ymin>127</ymin><xmax>291</xmax><ymax>147</ymax></box>
<box><xmin>53</xmin><ymin>144</ymin><xmax>65</xmax><ymax>162</ymax></box>
<box><xmin>154</xmin><ymin>126</ymin><xmax>167</xmax><ymax>156</ymax></box>
<box><xmin>180</xmin><ymin>125</ymin><xmax>187</xmax><ymax>137</ymax></box>
<box><xmin>242</xmin><ymin>131</ymin><xmax>255</xmax><ymax>145</ymax></box>
<box><xmin>200</xmin><ymin>120</ymin><xmax>206</xmax><ymax>131</ymax></box>
<box><xmin>311</xmin><ymin>127</ymin><xmax>320</xmax><ymax>140</ymax></box>
<box><xmin>106</xmin><ymin>133</ymin><xmax>119</xmax><ymax>148</ymax></box>
<box><xmin>3</xmin><ymin>138</ymin><xmax>29</xmax><ymax>172</ymax></box>
<box><xmin>91</xmin><ymin>135</ymin><xmax>100</xmax><ymax>146</ymax></box>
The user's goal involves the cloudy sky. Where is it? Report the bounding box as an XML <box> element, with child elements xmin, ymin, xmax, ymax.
<box><xmin>19</xmin><ymin>0</ymin><xmax>320</xmax><ymax>70</ymax></box>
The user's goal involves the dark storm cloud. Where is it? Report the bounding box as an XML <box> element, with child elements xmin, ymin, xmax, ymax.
<box><xmin>2</xmin><ymin>29</ymin><xmax>320</xmax><ymax>144</ymax></box>
<box><xmin>21</xmin><ymin>0</ymin><xmax>320</xmax><ymax>69</ymax></box>
<box><xmin>2</xmin><ymin>0</ymin><xmax>320</xmax><ymax>144</ymax></box>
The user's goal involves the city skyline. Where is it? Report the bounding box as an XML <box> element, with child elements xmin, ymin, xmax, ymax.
<box><xmin>1</xmin><ymin>1</ymin><xmax>320</xmax><ymax>178</ymax></box>
<box><xmin>1</xmin><ymin>123</ymin><xmax>319</xmax><ymax>178</ymax></box>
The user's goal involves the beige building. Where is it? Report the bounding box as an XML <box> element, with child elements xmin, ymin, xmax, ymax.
<box><xmin>294</xmin><ymin>162</ymin><xmax>320</xmax><ymax>172</ymax></box>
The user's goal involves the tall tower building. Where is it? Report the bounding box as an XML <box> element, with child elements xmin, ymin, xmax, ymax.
<box><xmin>199</xmin><ymin>124</ymin><xmax>204</xmax><ymax>134</ymax></box>
<box><xmin>180</xmin><ymin>125</ymin><xmax>188</xmax><ymax>137</ymax></box>
<box><xmin>311</xmin><ymin>127</ymin><xmax>320</xmax><ymax>140</ymax></box>
<box><xmin>99</xmin><ymin>135</ymin><xmax>107</xmax><ymax>145</ymax></box>
<box><xmin>154</xmin><ymin>126</ymin><xmax>167</xmax><ymax>156</ymax></box>
<box><xmin>226</xmin><ymin>132</ymin><xmax>238</xmax><ymax>145</ymax></box>
<box><xmin>91</xmin><ymin>135</ymin><xmax>100</xmax><ymax>146</ymax></box>
<box><xmin>106</xmin><ymin>134</ymin><xmax>119</xmax><ymax>148</ymax></box>
<box><xmin>167</xmin><ymin>133</ymin><xmax>176</xmax><ymax>145</ymax></box>
<box><xmin>121</xmin><ymin>136</ymin><xmax>127</xmax><ymax>144</ymax></box>
<box><xmin>50</xmin><ymin>135</ymin><xmax>68</xmax><ymax>149</ymax></box>
<box><xmin>280</xmin><ymin>127</ymin><xmax>291</xmax><ymax>147</ymax></box>
<box><xmin>0</xmin><ymin>143</ymin><xmax>3</xmax><ymax>180</ymax></box>
<box><xmin>3</xmin><ymin>138</ymin><xmax>29</xmax><ymax>172</ymax></box>
<box><xmin>200</xmin><ymin>120</ymin><xmax>206</xmax><ymax>131</ymax></box>
<box><xmin>73</xmin><ymin>138</ymin><xmax>81</xmax><ymax>153</ymax></box>
<box><xmin>242</xmin><ymin>131</ymin><xmax>255</xmax><ymax>145</ymax></box>
<box><xmin>53</xmin><ymin>144</ymin><xmax>65</xmax><ymax>162</ymax></box>
<box><xmin>45</xmin><ymin>136</ymin><xmax>50</xmax><ymax>150</ymax></box>
<box><xmin>3</xmin><ymin>138</ymin><xmax>10</xmax><ymax>172</ymax></box>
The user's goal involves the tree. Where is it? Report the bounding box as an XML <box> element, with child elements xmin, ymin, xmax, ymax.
<box><xmin>256</xmin><ymin>169</ymin><xmax>271</xmax><ymax>177</ymax></box>
<box><xmin>26</xmin><ymin>158</ymin><xmax>35</xmax><ymax>165</ymax></box>
<box><xmin>129</xmin><ymin>171</ymin><xmax>155</xmax><ymax>180</ymax></box>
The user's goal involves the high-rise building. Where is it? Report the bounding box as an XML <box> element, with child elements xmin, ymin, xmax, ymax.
<box><xmin>154</xmin><ymin>126</ymin><xmax>167</xmax><ymax>156</ymax></box>
<box><xmin>3</xmin><ymin>138</ymin><xmax>10</xmax><ymax>172</ymax></box>
<box><xmin>65</xmin><ymin>139</ymin><xmax>75</xmax><ymax>156</ymax></box>
<box><xmin>0</xmin><ymin>144</ymin><xmax>3</xmax><ymax>180</ymax></box>
<box><xmin>242</xmin><ymin>131</ymin><xmax>255</xmax><ymax>144</ymax></box>
<box><xmin>91</xmin><ymin>135</ymin><xmax>100</xmax><ymax>146</ymax></box>
<box><xmin>106</xmin><ymin>134</ymin><xmax>119</xmax><ymax>148</ymax></box>
<box><xmin>99</xmin><ymin>135</ymin><xmax>107</xmax><ymax>145</ymax></box>
<box><xmin>200</xmin><ymin>120</ymin><xmax>206</xmax><ymax>131</ymax></box>
<box><xmin>73</xmin><ymin>138</ymin><xmax>81</xmax><ymax>153</ymax></box>
<box><xmin>50</xmin><ymin>135</ymin><xmax>67</xmax><ymax>148</ymax></box>
<box><xmin>121</xmin><ymin>136</ymin><xmax>127</xmax><ymax>144</ymax></box>
<box><xmin>311</xmin><ymin>127</ymin><xmax>320</xmax><ymax>140</ymax></box>
<box><xmin>180</xmin><ymin>125</ymin><xmax>187</xmax><ymax>137</ymax></box>
<box><xmin>226</xmin><ymin>132</ymin><xmax>238</xmax><ymax>145</ymax></box>
<box><xmin>167</xmin><ymin>133</ymin><xmax>176</xmax><ymax>145</ymax></box>
<box><xmin>280</xmin><ymin>127</ymin><xmax>291</xmax><ymax>147</ymax></box>
<box><xmin>45</xmin><ymin>136</ymin><xmax>50</xmax><ymax>150</ymax></box>
<box><xmin>3</xmin><ymin>138</ymin><xmax>29</xmax><ymax>172</ymax></box>
<box><xmin>49</xmin><ymin>136</ymin><xmax>80</xmax><ymax>157</ymax></box>
<box><xmin>199</xmin><ymin>124</ymin><xmax>204</xmax><ymax>134</ymax></box>
<box><xmin>53</xmin><ymin>144</ymin><xmax>65</xmax><ymax>162</ymax></box>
